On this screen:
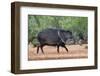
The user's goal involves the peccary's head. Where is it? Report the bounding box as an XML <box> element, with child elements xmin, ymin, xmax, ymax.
<box><xmin>60</xmin><ymin>30</ymin><xmax>74</xmax><ymax>45</ymax></box>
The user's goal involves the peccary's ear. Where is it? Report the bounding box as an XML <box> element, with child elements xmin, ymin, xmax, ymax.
<box><xmin>66</xmin><ymin>30</ymin><xmax>72</xmax><ymax>35</ymax></box>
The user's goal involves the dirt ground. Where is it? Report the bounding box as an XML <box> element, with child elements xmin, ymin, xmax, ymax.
<box><xmin>28</xmin><ymin>44</ymin><xmax>88</xmax><ymax>60</ymax></box>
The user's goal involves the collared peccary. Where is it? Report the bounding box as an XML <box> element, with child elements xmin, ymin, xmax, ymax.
<box><xmin>77</xmin><ymin>33</ymin><xmax>88</xmax><ymax>45</ymax></box>
<box><xmin>37</xmin><ymin>28</ymin><xmax>74</xmax><ymax>54</ymax></box>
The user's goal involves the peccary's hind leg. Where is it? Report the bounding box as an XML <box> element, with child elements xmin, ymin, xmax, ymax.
<box><xmin>37</xmin><ymin>46</ymin><xmax>40</xmax><ymax>54</ymax></box>
<box><xmin>40</xmin><ymin>45</ymin><xmax>44</xmax><ymax>54</ymax></box>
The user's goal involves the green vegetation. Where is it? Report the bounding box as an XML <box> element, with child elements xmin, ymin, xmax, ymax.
<box><xmin>28</xmin><ymin>15</ymin><xmax>88</xmax><ymax>46</ymax></box>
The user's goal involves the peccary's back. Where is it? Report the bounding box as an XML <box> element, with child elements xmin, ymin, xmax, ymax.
<box><xmin>37</xmin><ymin>29</ymin><xmax>60</xmax><ymax>44</ymax></box>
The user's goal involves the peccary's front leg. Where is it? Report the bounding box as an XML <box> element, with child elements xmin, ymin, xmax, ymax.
<box><xmin>62</xmin><ymin>45</ymin><xmax>68</xmax><ymax>52</ymax></box>
<box><xmin>57</xmin><ymin>45</ymin><xmax>60</xmax><ymax>53</ymax></box>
